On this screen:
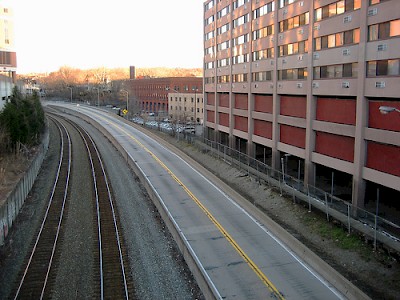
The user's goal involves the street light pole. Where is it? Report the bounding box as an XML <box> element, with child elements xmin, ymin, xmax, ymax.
<box><xmin>67</xmin><ymin>87</ymin><xmax>72</xmax><ymax>103</ymax></box>
<box><xmin>192</xmin><ymin>87</ymin><xmax>198</xmax><ymax>124</ymax></box>
<box><xmin>166</xmin><ymin>87</ymin><xmax>181</xmax><ymax>122</ymax></box>
<box><xmin>121</xmin><ymin>89</ymin><xmax>129</xmax><ymax>117</ymax></box>
<box><xmin>93</xmin><ymin>87</ymin><xmax>100</xmax><ymax>106</ymax></box>
<box><xmin>379</xmin><ymin>106</ymin><xmax>400</xmax><ymax>115</ymax></box>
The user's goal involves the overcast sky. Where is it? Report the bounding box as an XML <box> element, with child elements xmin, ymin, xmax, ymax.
<box><xmin>13</xmin><ymin>0</ymin><xmax>205</xmax><ymax>73</ymax></box>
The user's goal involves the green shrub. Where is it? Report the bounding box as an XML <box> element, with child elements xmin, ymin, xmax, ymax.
<box><xmin>0</xmin><ymin>87</ymin><xmax>45</xmax><ymax>153</ymax></box>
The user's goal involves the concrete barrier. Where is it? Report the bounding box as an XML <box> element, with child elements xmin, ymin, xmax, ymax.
<box><xmin>0</xmin><ymin>128</ymin><xmax>49</xmax><ymax>246</ymax></box>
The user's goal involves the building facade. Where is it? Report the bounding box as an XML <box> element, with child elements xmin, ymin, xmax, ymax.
<box><xmin>168</xmin><ymin>90</ymin><xmax>204</xmax><ymax>124</ymax></box>
<box><xmin>203</xmin><ymin>0</ymin><xmax>400</xmax><ymax>210</ymax></box>
<box><xmin>126</xmin><ymin>76</ymin><xmax>203</xmax><ymax>122</ymax></box>
<box><xmin>0</xmin><ymin>2</ymin><xmax>16</xmax><ymax>110</ymax></box>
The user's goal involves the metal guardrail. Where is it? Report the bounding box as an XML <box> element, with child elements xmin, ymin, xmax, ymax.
<box><xmin>195</xmin><ymin>137</ymin><xmax>400</xmax><ymax>249</ymax></box>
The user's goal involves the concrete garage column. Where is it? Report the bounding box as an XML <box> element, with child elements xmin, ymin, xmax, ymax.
<box><xmin>352</xmin><ymin>3</ymin><xmax>368</xmax><ymax>209</ymax></box>
<box><xmin>247</xmin><ymin>93</ymin><xmax>254</xmax><ymax>157</ymax></box>
<box><xmin>304</xmin><ymin>95</ymin><xmax>317</xmax><ymax>187</ymax></box>
<box><xmin>271</xmin><ymin>93</ymin><xmax>280</xmax><ymax>171</ymax></box>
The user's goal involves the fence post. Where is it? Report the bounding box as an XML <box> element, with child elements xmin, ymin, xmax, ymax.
<box><xmin>347</xmin><ymin>203</ymin><xmax>351</xmax><ymax>234</ymax></box>
<box><xmin>325</xmin><ymin>193</ymin><xmax>329</xmax><ymax>221</ymax></box>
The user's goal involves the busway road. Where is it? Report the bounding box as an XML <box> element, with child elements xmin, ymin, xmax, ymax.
<box><xmin>53</xmin><ymin>103</ymin><xmax>344</xmax><ymax>300</ymax></box>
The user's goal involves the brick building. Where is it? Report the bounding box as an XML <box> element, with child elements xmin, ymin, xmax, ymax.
<box><xmin>203</xmin><ymin>0</ymin><xmax>400</xmax><ymax>212</ymax></box>
<box><xmin>125</xmin><ymin>72</ymin><xmax>203</xmax><ymax>122</ymax></box>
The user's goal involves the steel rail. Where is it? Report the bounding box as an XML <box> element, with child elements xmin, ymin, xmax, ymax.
<box><xmin>71</xmin><ymin>121</ymin><xmax>129</xmax><ymax>300</ymax></box>
<box><xmin>14</xmin><ymin>116</ymin><xmax>72</xmax><ymax>299</ymax></box>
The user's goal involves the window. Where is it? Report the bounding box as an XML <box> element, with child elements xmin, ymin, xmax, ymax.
<box><xmin>253</xmin><ymin>2</ymin><xmax>275</xmax><ymax>19</ymax></box>
<box><xmin>279</xmin><ymin>12</ymin><xmax>309</xmax><ymax>32</ymax></box>
<box><xmin>233</xmin><ymin>0</ymin><xmax>249</xmax><ymax>10</ymax></box>
<box><xmin>390</xmin><ymin>19</ymin><xmax>400</xmax><ymax>37</ymax></box>
<box><xmin>232</xmin><ymin>73</ymin><xmax>248</xmax><ymax>82</ymax></box>
<box><xmin>205</xmin><ymin>46</ymin><xmax>214</xmax><ymax>56</ymax></box>
<box><xmin>279</xmin><ymin>0</ymin><xmax>298</xmax><ymax>8</ymax></box>
<box><xmin>314</xmin><ymin>63</ymin><xmax>358</xmax><ymax>78</ymax></box>
<box><xmin>279</xmin><ymin>40</ymin><xmax>308</xmax><ymax>56</ymax></box>
<box><xmin>217</xmin><ymin>40</ymin><xmax>230</xmax><ymax>51</ymax></box>
<box><xmin>252</xmin><ymin>24</ymin><xmax>274</xmax><ymax>40</ymax></box>
<box><xmin>253</xmin><ymin>48</ymin><xmax>274</xmax><ymax>60</ymax></box>
<box><xmin>232</xmin><ymin>54</ymin><xmax>249</xmax><ymax>64</ymax></box>
<box><xmin>205</xmin><ymin>61</ymin><xmax>214</xmax><ymax>69</ymax></box>
<box><xmin>217</xmin><ymin>58</ymin><xmax>230</xmax><ymax>67</ymax></box>
<box><xmin>217</xmin><ymin>5</ymin><xmax>230</xmax><ymax>19</ymax></box>
<box><xmin>205</xmin><ymin>15</ymin><xmax>214</xmax><ymax>25</ymax></box>
<box><xmin>205</xmin><ymin>0</ymin><xmax>214</xmax><ymax>11</ymax></box>
<box><xmin>315</xmin><ymin>0</ymin><xmax>359</xmax><ymax>22</ymax></box>
<box><xmin>217</xmin><ymin>75</ymin><xmax>230</xmax><ymax>83</ymax></box>
<box><xmin>233</xmin><ymin>14</ymin><xmax>249</xmax><ymax>28</ymax></box>
<box><xmin>252</xmin><ymin>71</ymin><xmax>272</xmax><ymax>81</ymax></box>
<box><xmin>314</xmin><ymin>28</ymin><xmax>360</xmax><ymax>50</ymax></box>
<box><xmin>217</xmin><ymin>23</ymin><xmax>230</xmax><ymax>35</ymax></box>
<box><xmin>205</xmin><ymin>77</ymin><xmax>215</xmax><ymax>84</ymax></box>
<box><xmin>278</xmin><ymin>68</ymin><xmax>307</xmax><ymax>80</ymax></box>
<box><xmin>205</xmin><ymin>31</ymin><xmax>214</xmax><ymax>41</ymax></box>
<box><xmin>233</xmin><ymin>34</ymin><xmax>249</xmax><ymax>46</ymax></box>
<box><xmin>370</xmin><ymin>0</ymin><xmax>390</xmax><ymax>4</ymax></box>
<box><xmin>367</xmin><ymin>59</ymin><xmax>400</xmax><ymax>76</ymax></box>
<box><xmin>369</xmin><ymin>19</ymin><xmax>400</xmax><ymax>41</ymax></box>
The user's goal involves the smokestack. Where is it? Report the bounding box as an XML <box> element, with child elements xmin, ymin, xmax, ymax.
<box><xmin>130</xmin><ymin>66</ymin><xmax>136</xmax><ymax>80</ymax></box>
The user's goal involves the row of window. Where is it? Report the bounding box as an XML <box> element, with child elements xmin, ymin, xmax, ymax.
<box><xmin>204</xmin><ymin>0</ymin><xmax>250</xmax><ymax>13</ymax></box>
<box><xmin>279</xmin><ymin>12</ymin><xmax>309</xmax><ymax>32</ymax></box>
<box><xmin>315</xmin><ymin>0</ymin><xmax>361</xmax><ymax>22</ymax></box>
<box><xmin>367</xmin><ymin>59</ymin><xmax>400</xmax><ymax>77</ymax></box>
<box><xmin>213</xmin><ymin>28</ymin><xmax>358</xmax><ymax>52</ymax></box>
<box><xmin>208</xmin><ymin>19</ymin><xmax>399</xmax><ymax>55</ymax></box>
<box><xmin>315</xmin><ymin>28</ymin><xmax>360</xmax><ymax>50</ymax></box>
<box><xmin>314</xmin><ymin>63</ymin><xmax>358</xmax><ymax>79</ymax></box>
<box><xmin>279</xmin><ymin>40</ymin><xmax>308</xmax><ymax>56</ymax></box>
<box><xmin>369</xmin><ymin>19</ymin><xmax>400</xmax><ymax>41</ymax></box>
<box><xmin>207</xmin><ymin>0</ymin><xmax>390</xmax><ymax>35</ymax></box>
<box><xmin>169</xmin><ymin>96</ymin><xmax>202</xmax><ymax>103</ymax></box>
<box><xmin>207</xmin><ymin>59</ymin><xmax>399</xmax><ymax>82</ymax></box>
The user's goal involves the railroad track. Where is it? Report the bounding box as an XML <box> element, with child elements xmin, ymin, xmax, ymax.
<box><xmin>12</xmin><ymin>114</ymin><xmax>133</xmax><ymax>299</ymax></box>
<box><xmin>71</xmin><ymin>119</ymin><xmax>133</xmax><ymax>299</ymax></box>
<box><xmin>12</xmin><ymin>116</ymin><xmax>72</xmax><ymax>299</ymax></box>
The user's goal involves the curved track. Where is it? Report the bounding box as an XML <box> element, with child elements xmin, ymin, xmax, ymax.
<box><xmin>11</xmin><ymin>114</ymin><xmax>133</xmax><ymax>299</ymax></box>
<box><xmin>71</xmin><ymin>119</ymin><xmax>133</xmax><ymax>299</ymax></box>
<box><xmin>13</xmin><ymin>116</ymin><xmax>71</xmax><ymax>299</ymax></box>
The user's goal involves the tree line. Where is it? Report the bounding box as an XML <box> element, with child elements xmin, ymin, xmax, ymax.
<box><xmin>0</xmin><ymin>87</ymin><xmax>45</xmax><ymax>155</ymax></box>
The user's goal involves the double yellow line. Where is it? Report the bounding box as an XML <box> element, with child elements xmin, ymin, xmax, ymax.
<box><xmin>107</xmin><ymin>118</ymin><xmax>284</xmax><ymax>299</ymax></box>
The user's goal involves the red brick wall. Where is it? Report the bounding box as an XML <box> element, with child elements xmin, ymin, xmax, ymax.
<box><xmin>280</xmin><ymin>95</ymin><xmax>307</xmax><ymax>118</ymax></box>
<box><xmin>280</xmin><ymin>125</ymin><xmax>306</xmax><ymax>148</ymax></box>
<box><xmin>254</xmin><ymin>94</ymin><xmax>273</xmax><ymax>113</ymax></box>
<box><xmin>316</xmin><ymin>98</ymin><xmax>356</xmax><ymax>125</ymax></box>
<box><xmin>234</xmin><ymin>93</ymin><xmax>248</xmax><ymax>110</ymax></box>
<box><xmin>254</xmin><ymin>120</ymin><xmax>272</xmax><ymax>139</ymax></box>
<box><xmin>219</xmin><ymin>93</ymin><xmax>229</xmax><ymax>108</ymax></box>
<box><xmin>368</xmin><ymin>100</ymin><xmax>400</xmax><ymax>132</ymax></box>
<box><xmin>234</xmin><ymin>115</ymin><xmax>248</xmax><ymax>132</ymax></box>
<box><xmin>207</xmin><ymin>110</ymin><xmax>215</xmax><ymax>123</ymax></box>
<box><xmin>315</xmin><ymin>132</ymin><xmax>354</xmax><ymax>162</ymax></box>
<box><xmin>219</xmin><ymin>112</ymin><xmax>229</xmax><ymax>127</ymax></box>
<box><xmin>206</xmin><ymin>93</ymin><xmax>215</xmax><ymax>105</ymax></box>
<box><xmin>367</xmin><ymin>142</ymin><xmax>400</xmax><ymax>176</ymax></box>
